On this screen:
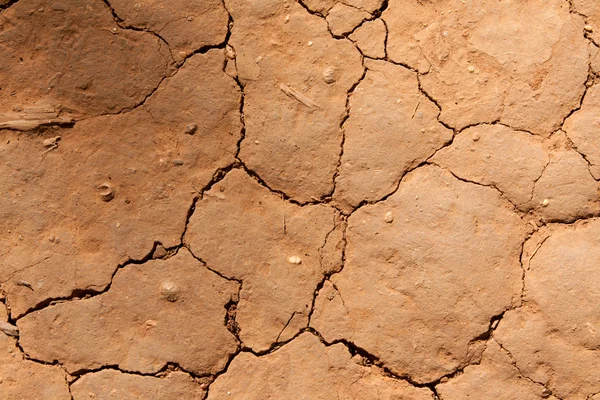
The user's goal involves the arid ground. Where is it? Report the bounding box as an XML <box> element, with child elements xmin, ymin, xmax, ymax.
<box><xmin>1</xmin><ymin>0</ymin><xmax>600</xmax><ymax>399</ymax></box>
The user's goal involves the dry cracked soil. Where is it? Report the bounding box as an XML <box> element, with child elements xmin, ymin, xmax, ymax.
<box><xmin>1</xmin><ymin>0</ymin><xmax>600</xmax><ymax>399</ymax></box>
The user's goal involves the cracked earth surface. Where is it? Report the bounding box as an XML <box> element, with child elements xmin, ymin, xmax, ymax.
<box><xmin>1</xmin><ymin>0</ymin><xmax>600</xmax><ymax>398</ymax></box>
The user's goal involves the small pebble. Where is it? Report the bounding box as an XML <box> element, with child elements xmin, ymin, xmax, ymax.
<box><xmin>43</xmin><ymin>136</ymin><xmax>61</xmax><ymax>147</ymax></box>
<box><xmin>145</xmin><ymin>319</ymin><xmax>158</xmax><ymax>328</ymax></box>
<box><xmin>172</xmin><ymin>159</ymin><xmax>184</xmax><ymax>166</ymax></box>
<box><xmin>472</xmin><ymin>132</ymin><xmax>480</xmax><ymax>141</ymax></box>
<box><xmin>160</xmin><ymin>280</ymin><xmax>181</xmax><ymax>302</ymax></box>
<box><xmin>185</xmin><ymin>123</ymin><xmax>197</xmax><ymax>135</ymax></box>
<box><xmin>288</xmin><ymin>256</ymin><xmax>302</xmax><ymax>265</ymax></box>
<box><xmin>0</xmin><ymin>321</ymin><xmax>19</xmax><ymax>338</ymax></box>
<box><xmin>226</xmin><ymin>45</ymin><xmax>235</xmax><ymax>59</ymax></box>
<box><xmin>322</xmin><ymin>67</ymin><xmax>336</xmax><ymax>84</ymax></box>
<box><xmin>542</xmin><ymin>198</ymin><xmax>549</xmax><ymax>207</ymax></box>
<box><xmin>384</xmin><ymin>211</ymin><xmax>394</xmax><ymax>223</ymax></box>
<box><xmin>585</xmin><ymin>25</ymin><xmax>593</xmax><ymax>32</ymax></box>
<box><xmin>97</xmin><ymin>182</ymin><xmax>115</xmax><ymax>202</ymax></box>
<box><xmin>467</xmin><ymin>65</ymin><xmax>475</xmax><ymax>73</ymax></box>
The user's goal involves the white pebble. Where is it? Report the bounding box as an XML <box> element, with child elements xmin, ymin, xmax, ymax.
<box><xmin>288</xmin><ymin>256</ymin><xmax>302</xmax><ymax>265</ymax></box>
<box><xmin>384</xmin><ymin>211</ymin><xmax>394</xmax><ymax>223</ymax></box>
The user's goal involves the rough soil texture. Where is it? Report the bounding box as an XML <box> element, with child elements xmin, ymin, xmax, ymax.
<box><xmin>1</xmin><ymin>0</ymin><xmax>600</xmax><ymax>399</ymax></box>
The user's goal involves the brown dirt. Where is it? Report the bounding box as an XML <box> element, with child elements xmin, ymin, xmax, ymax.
<box><xmin>1</xmin><ymin>0</ymin><xmax>599</xmax><ymax>399</ymax></box>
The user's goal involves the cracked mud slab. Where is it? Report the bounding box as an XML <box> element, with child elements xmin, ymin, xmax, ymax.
<box><xmin>383</xmin><ymin>0</ymin><xmax>588</xmax><ymax>134</ymax></box>
<box><xmin>495</xmin><ymin>220</ymin><xmax>600</xmax><ymax>400</ymax></box>
<box><xmin>314</xmin><ymin>165</ymin><xmax>525</xmax><ymax>383</ymax></box>
<box><xmin>18</xmin><ymin>249</ymin><xmax>239</xmax><ymax>375</ymax></box>
<box><xmin>0</xmin><ymin>0</ymin><xmax>174</xmax><ymax>120</ymax></box>
<box><xmin>2</xmin><ymin>0</ymin><xmax>600</xmax><ymax>397</ymax></box>
<box><xmin>185</xmin><ymin>169</ymin><xmax>339</xmax><ymax>351</ymax></box>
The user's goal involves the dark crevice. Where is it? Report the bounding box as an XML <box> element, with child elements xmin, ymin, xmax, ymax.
<box><xmin>517</xmin><ymin>235</ymin><xmax>529</xmax><ymax>304</ymax></box>
<box><xmin>328</xmin><ymin>58</ymin><xmax>367</xmax><ymax>200</ymax></box>
<box><xmin>0</xmin><ymin>0</ymin><xmax>18</xmax><ymax>11</ymax></box>
<box><xmin>296</xmin><ymin>0</ymin><xmax>326</xmax><ymax>18</ymax></box>
<box><xmin>77</xmin><ymin>41</ymin><xmax>225</xmax><ymax>123</ymax></box>
<box><xmin>308</xmin><ymin>218</ymin><xmax>348</xmax><ymax>325</ymax></box>
<box><xmin>224</xmin><ymin>287</ymin><xmax>241</xmax><ymax>338</ymax></box>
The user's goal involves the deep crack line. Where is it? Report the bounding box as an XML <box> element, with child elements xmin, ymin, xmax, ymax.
<box><xmin>0</xmin><ymin>0</ymin><xmax>18</xmax><ymax>11</ymax></box>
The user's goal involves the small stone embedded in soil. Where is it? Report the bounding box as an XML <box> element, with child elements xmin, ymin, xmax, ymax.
<box><xmin>0</xmin><ymin>321</ymin><xmax>19</xmax><ymax>338</ymax></box>
<box><xmin>207</xmin><ymin>333</ymin><xmax>432</xmax><ymax>400</ymax></box>
<box><xmin>18</xmin><ymin>249</ymin><xmax>238</xmax><ymax>375</ymax></box>
<box><xmin>97</xmin><ymin>182</ymin><xmax>115</xmax><ymax>202</ymax></box>
<box><xmin>42</xmin><ymin>136</ymin><xmax>61</xmax><ymax>148</ymax></box>
<box><xmin>322</xmin><ymin>66</ymin><xmax>337</xmax><ymax>84</ymax></box>
<box><xmin>384</xmin><ymin>211</ymin><xmax>394</xmax><ymax>223</ymax></box>
<box><xmin>160</xmin><ymin>280</ymin><xmax>181</xmax><ymax>302</ymax></box>
<box><xmin>185</xmin><ymin>123</ymin><xmax>198</xmax><ymax>135</ymax></box>
<box><xmin>287</xmin><ymin>256</ymin><xmax>302</xmax><ymax>265</ymax></box>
